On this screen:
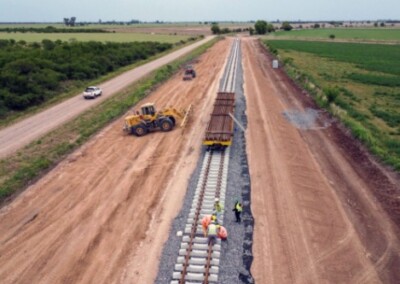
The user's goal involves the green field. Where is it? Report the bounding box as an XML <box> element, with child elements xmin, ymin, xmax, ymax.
<box><xmin>0</xmin><ymin>32</ymin><xmax>189</xmax><ymax>43</ymax></box>
<box><xmin>266</xmin><ymin>40</ymin><xmax>400</xmax><ymax>170</ymax></box>
<box><xmin>271</xmin><ymin>28</ymin><xmax>400</xmax><ymax>41</ymax></box>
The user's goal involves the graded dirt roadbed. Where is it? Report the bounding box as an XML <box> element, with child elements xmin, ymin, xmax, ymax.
<box><xmin>0</xmin><ymin>39</ymin><xmax>231</xmax><ymax>283</ymax></box>
<box><xmin>242</xmin><ymin>38</ymin><xmax>400</xmax><ymax>283</ymax></box>
<box><xmin>0</xmin><ymin>36</ymin><xmax>214</xmax><ymax>159</ymax></box>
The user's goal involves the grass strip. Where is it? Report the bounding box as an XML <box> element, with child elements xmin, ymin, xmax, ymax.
<box><xmin>0</xmin><ymin>37</ymin><xmax>219</xmax><ymax>201</ymax></box>
<box><xmin>262</xmin><ymin>40</ymin><xmax>400</xmax><ymax>171</ymax></box>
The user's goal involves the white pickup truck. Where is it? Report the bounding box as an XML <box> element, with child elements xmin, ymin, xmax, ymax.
<box><xmin>83</xmin><ymin>86</ymin><xmax>102</xmax><ymax>99</ymax></box>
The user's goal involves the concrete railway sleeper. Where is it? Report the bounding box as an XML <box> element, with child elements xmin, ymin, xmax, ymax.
<box><xmin>171</xmin><ymin>38</ymin><xmax>240</xmax><ymax>283</ymax></box>
<box><xmin>171</xmin><ymin>148</ymin><xmax>230</xmax><ymax>283</ymax></box>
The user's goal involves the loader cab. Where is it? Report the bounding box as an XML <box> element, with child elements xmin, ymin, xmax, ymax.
<box><xmin>141</xmin><ymin>103</ymin><xmax>156</xmax><ymax>116</ymax></box>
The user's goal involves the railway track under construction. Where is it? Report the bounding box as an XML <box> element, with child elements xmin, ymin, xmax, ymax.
<box><xmin>171</xmin><ymin>38</ymin><xmax>241</xmax><ymax>284</ymax></box>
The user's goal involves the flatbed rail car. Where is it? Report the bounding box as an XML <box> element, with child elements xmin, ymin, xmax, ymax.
<box><xmin>203</xmin><ymin>92</ymin><xmax>235</xmax><ymax>148</ymax></box>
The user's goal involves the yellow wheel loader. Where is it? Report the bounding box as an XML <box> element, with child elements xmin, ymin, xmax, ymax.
<box><xmin>123</xmin><ymin>103</ymin><xmax>192</xmax><ymax>136</ymax></box>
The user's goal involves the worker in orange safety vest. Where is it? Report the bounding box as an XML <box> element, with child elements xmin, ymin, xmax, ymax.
<box><xmin>217</xmin><ymin>225</ymin><xmax>228</xmax><ymax>240</ymax></box>
<box><xmin>202</xmin><ymin>214</ymin><xmax>217</xmax><ymax>236</ymax></box>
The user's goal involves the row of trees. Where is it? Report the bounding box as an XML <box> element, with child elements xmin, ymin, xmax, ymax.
<box><xmin>0</xmin><ymin>26</ymin><xmax>108</xmax><ymax>33</ymax></box>
<box><xmin>210</xmin><ymin>21</ymin><xmax>294</xmax><ymax>35</ymax></box>
<box><xmin>0</xmin><ymin>40</ymin><xmax>172</xmax><ymax>116</ymax></box>
<box><xmin>253</xmin><ymin>20</ymin><xmax>293</xmax><ymax>34</ymax></box>
<box><xmin>63</xmin><ymin>17</ymin><xmax>77</xmax><ymax>27</ymax></box>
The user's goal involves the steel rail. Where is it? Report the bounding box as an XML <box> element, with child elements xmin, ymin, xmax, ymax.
<box><xmin>171</xmin><ymin>38</ymin><xmax>240</xmax><ymax>284</ymax></box>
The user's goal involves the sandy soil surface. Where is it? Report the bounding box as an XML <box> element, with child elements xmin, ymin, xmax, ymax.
<box><xmin>242</xmin><ymin>38</ymin><xmax>400</xmax><ymax>283</ymax></box>
<box><xmin>0</xmin><ymin>36</ymin><xmax>214</xmax><ymax>159</ymax></box>
<box><xmin>0</xmin><ymin>38</ymin><xmax>231</xmax><ymax>284</ymax></box>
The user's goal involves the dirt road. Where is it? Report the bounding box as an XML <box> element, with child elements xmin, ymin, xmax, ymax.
<box><xmin>0</xmin><ymin>36</ymin><xmax>214</xmax><ymax>159</ymax></box>
<box><xmin>0</xmin><ymin>38</ymin><xmax>230</xmax><ymax>283</ymax></box>
<box><xmin>242</xmin><ymin>38</ymin><xmax>400</xmax><ymax>283</ymax></box>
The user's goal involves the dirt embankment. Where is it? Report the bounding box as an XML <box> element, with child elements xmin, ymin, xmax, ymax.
<box><xmin>0</xmin><ymin>39</ymin><xmax>231</xmax><ymax>284</ymax></box>
<box><xmin>242</xmin><ymin>38</ymin><xmax>400</xmax><ymax>283</ymax></box>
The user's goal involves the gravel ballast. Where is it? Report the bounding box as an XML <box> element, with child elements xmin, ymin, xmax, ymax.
<box><xmin>155</xmin><ymin>39</ymin><xmax>254</xmax><ymax>284</ymax></box>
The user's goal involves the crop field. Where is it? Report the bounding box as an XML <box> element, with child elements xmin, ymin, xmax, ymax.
<box><xmin>0</xmin><ymin>32</ymin><xmax>189</xmax><ymax>43</ymax></box>
<box><xmin>266</xmin><ymin>40</ymin><xmax>400</xmax><ymax>169</ymax></box>
<box><xmin>271</xmin><ymin>28</ymin><xmax>400</xmax><ymax>41</ymax></box>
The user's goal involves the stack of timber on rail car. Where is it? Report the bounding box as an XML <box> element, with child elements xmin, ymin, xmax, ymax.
<box><xmin>203</xmin><ymin>92</ymin><xmax>235</xmax><ymax>148</ymax></box>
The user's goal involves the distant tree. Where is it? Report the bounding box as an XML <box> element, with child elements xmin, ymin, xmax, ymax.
<box><xmin>329</xmin><ymin>34</ymin><xmax>335</xmax><ymax>39</ymax></box>
<box><xmin>374</xmin><ymin>22</ymin><xmax>378</xmax><ymax>27</ymax></box>
<box><xmin>63</xmin><ymin>18</ymin><xmax>70</xmax><ymax>26</ymax></box>
<box><xmin>281</xmin><ymin>22</ymin><xmax>293</xmax><ymax>31</ymax></box>
<box><xmin>63</xmin><ymin>17</ymin><xmax>76</xmax><ymax>26</ymax></box>
<box><xmin>380</xmin><ymin>22</ymin><xmax>386</xmax><ymax>27</ymax></box>
<box><xmin>249</xmin><ymin>27</ymin><xmax>254</xmax><ymax>35</ymax></box>
<box><xmin>70</xmin><ymin>17</ymin><xmax>76</xmax><ymax>27</ymax></box>
<box><xmin>211</xmin><ymin>23</ymin><xmax>220</xmax><ymax>34</ymax></box>
<box><xmin>221</xmin><ymin>27</ymin><xmax>230</xmax><ymax>34</ymax></box>
<box><xmin>313</xmin><ymin>23</ymin><xmax>320</xmax><ymax>28</ymax></box>
<box><xmin>128</xmin><ymin>19</ymin><xmax>140</xmax><ymax>24</ymax></box>
<box><xmin>254</xmin><ymin>20</ymin><xmax>268</xmax><ymax>34</ymax></box>
<box><xmin>267</xmin><ymin>23</ymin><xmax>275</xmax><ymax>33</ymax></box>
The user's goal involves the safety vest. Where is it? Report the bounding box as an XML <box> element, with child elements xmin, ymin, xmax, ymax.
<box><xmin>218</xmin><ymin>226</ymin><xmax>228</xmax><ymax>239</ymax></box>
<box><xmin>208</xmin><ymin>224</ymin><xmax>217</xmax><ymax>236</ymax></box>
<box><xmin>214</xmin><ymin>202</ymin><xmax>223</xmax><ymax>212</ymax></box>
<box><xmin>235</xmin><ymin>203</ymin><xmax>242</xmax><ymax>212</ymax></box>
<box><xmin>202</xmin><ymin>215</ymin><xmax>211</xmax><ymax>228</ymax></box>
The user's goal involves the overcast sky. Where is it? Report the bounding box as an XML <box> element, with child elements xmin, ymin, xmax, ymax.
<box><xmin>1</xmin><ymin>0</ymin><xmax>398</xmax><ymax>22</ymax></box>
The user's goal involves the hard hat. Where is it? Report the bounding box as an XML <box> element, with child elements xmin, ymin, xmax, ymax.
<box><xmin>211</xmin><ymin>215</ymin><xmax>216</xmax><ymax>221</ymax></box>
<box><xmin>215</xmin><ymin>198</ymin><xmax>219</xmax><ymax>202</ymax></box>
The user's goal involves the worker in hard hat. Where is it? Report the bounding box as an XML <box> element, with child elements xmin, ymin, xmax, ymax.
<box><xmin>232</xmin><ymin>200</ymin><xmax>243</xmax><ymax>223</ymax></box>
<box><xmin>217</xmin><ymin>225</ymin><xmax>228</xmax><ymax>240</ymax></box>
<box><xmin>207</xmin><ymin>221</ymin><xmax>218</xmax><ymax>245</ymax></box>
<box><xmin>213</xmin><ymin>198</ymin><xmax>224</xmax><ymax>223</ymax></box>
<box><xmin>201</xmin><ymin>215</ymin><xmax>216</xmax><ymax>236</ymax></box>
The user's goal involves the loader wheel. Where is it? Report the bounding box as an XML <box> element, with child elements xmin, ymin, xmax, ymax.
<box><xmin>133</xmin><ymin>124</ymin><xmax>147</xmax><ymax>136</ymax></box>
<box><xmin>160</xmin><ymin>119</ymin><xmax>173</xmax><ymax>132</ymax></box>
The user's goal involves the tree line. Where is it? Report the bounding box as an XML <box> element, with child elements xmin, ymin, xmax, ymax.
<box><xmin>0</xmin><ymin>39</ymin><xmax>172</xmax><ymax>116</ymax></box>
<box><xmin>210</xmin><ymin>21</ymin><xmax>293</xmax><ymax>35</ymax></box>
<box><xmin>0</xmin><ymin>26</ymin><xmax>108</xmax><ymax>33</ymax></box>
